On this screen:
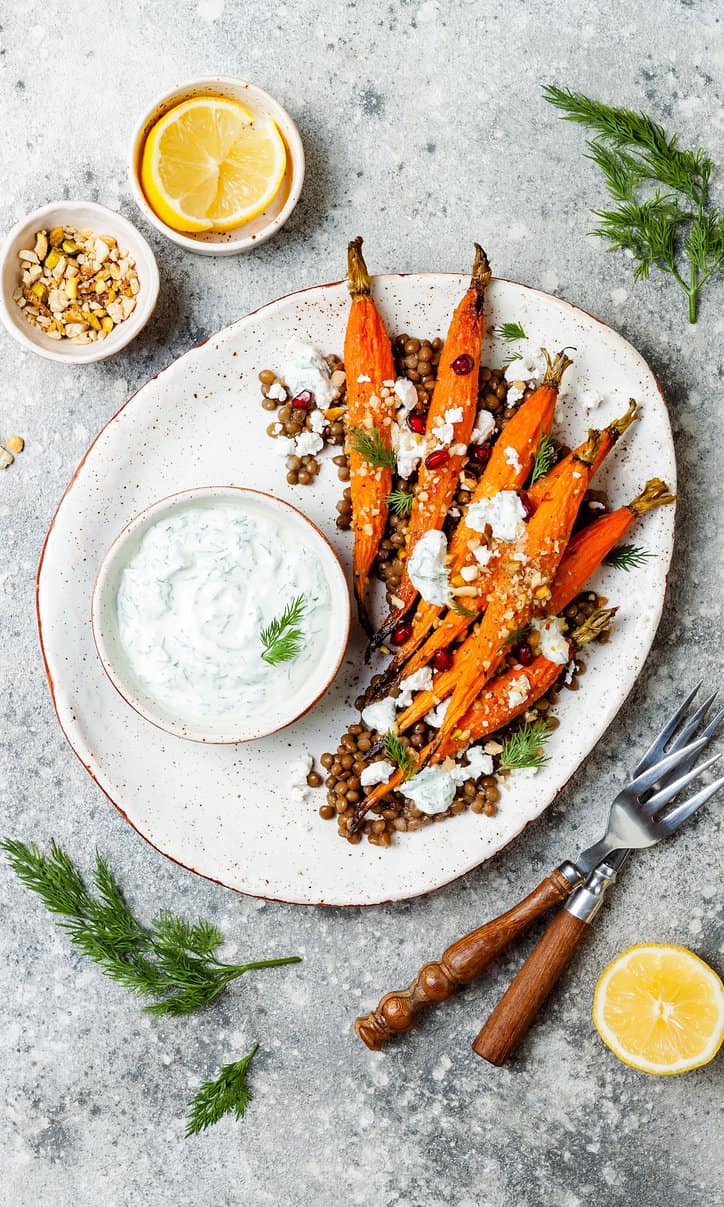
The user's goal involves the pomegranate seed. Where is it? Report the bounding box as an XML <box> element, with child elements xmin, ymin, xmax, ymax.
<box><xmin>451</xmin><ymin>353</ymin><xmax>474</xmax><ymax>375</ymax></box>
<box><xmin>407</xmin><ymin>413</ymin><xmax>426</xmax><ymax>434</ymax></box>
<box><xmin>471</xmin><ymin>443</ymin><xmax>491</xmax><ymax>464</ymax></box>
<box><xmin>425</xmin><ymin>448</ymin><xmax>450</xmax><ymax>470</ymax></box>
<box><xmin>515</xmin><ymin>643</ymin><xmax>534</xmax><ymax>666</ymax></box>
<box><xmin>519</xmin><ymin>491</ymin><xmax>536</xmax><ymax>519</ymax></box>
<box><xmin>392</xmin><ymin>623</ymin><xmax>413</xmax><ymax>645</ymax></box>
<box><xmin>292</xmin><ymin>389</ymin><xmax>314</xmax><ymax>410</ymax></box>
<box><xmin>433</xmin><ymin>648</ymin><xmax>453</xmax><ymax>672</ymax></box>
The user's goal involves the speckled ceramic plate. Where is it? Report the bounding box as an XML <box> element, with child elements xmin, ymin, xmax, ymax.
<box><xmin>37</xmin><ymin>275</ymin><xmax>676</xmax><ymax>906</ymax></box>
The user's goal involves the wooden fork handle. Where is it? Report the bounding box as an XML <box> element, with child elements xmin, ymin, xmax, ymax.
<box><xmin>354</xmin><ymin>867</ymin><xmax>575</xmax><ymax>1050</ymax></box>
<box><xmin>472</xmin><ymin>907</ymin><xmax>588</xmax><ymax>1065</ymax></box>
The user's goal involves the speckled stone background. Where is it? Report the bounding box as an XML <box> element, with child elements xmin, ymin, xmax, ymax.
<box><xmin>1</xmin><ymin>2</ymin><xmax>723</xmax><ymax>1204</ymax></box>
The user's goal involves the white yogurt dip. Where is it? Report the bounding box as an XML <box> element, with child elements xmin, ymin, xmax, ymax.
<box><xmin>115</xmin><ymin>502</ymin><xmax>332</xmax><ymax>729</ymax></box>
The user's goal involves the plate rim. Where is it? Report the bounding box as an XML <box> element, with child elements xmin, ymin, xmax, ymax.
<box><xmin>36</xmin><ymin>272</ymin><xmax>675</xmax><ymax>907</ymax></box>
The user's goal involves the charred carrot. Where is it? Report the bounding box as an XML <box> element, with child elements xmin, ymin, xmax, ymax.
<box><xmin>430</xmin><ymin>430</ymin><xmax>602</xmax><ymax>755</ymax></box>
<box><xmin>344</xmin><ymin>237</ymin><xmax>398</xmax><ymax>634</ymax></box>
<box><xmin>351</xmin><ymin>607</ymin><xmax>616</xmax><ymax>828</ymax></box>
<box><xmin>367</xmin><ymin>393</ymin><xmax>638</xmax><ymax>701</ymax></box>
<box><xmin>368</xmin><ymin>350</ymin><xmax>571</xmax><ymax>693</ymax></box>
<box><xmin>369</xmin><ymin>244</ymin><xmax>492</xmax><ymax>651</ymax></box>
<box><xmin>387</xmin><ymin>476</ymin><xmax>675</xmax><ymax>735</ymax></box>
<box><xmin>527</xmin><ymin>397</ymin><xmax>638</xmax><ymax>507</ymax></box>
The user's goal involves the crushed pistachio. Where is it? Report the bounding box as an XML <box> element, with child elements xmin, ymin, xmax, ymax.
<box><xmin>12</xmin><ymin>226</ymin><xmax>139</xmax><ymax>344</ymax></box>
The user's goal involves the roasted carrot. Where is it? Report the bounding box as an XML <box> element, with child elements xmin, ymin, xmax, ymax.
<box><xmin>350</xmin><ymin>607</ymin><xmax>616</xmax><ymax>829</ymax></box>
<box><xmin>367</xmin><ymin>349</ymin><xmax>571</xmax><ymax>694</ymax></box>
<box><xmin>430</xmin><ymin>429</ymin><xmax>602</xmax><ymax>755</ymax></box>
<box><xmin>527</xmin><ymin>397</ymin><xmax>638</xmax><ymax>507</ymax></box>
<box><xmin>367</xmin><ymin>394</ymin><xmax>639</xmax><ymax>701</ymax></box>
<box><xmin>386</xmin><ymin>476</ymin><xmax>675</xmax><ymax>736</ymax></box>
<box><xmin>344</xmin><ymin>237</ymin><xmax>398</xmax><ymax>634</ymax></box>
<box><xmin>369</xmin><ymin>244</ymin><xmax>492</xmax><ymax>651</ymax></box>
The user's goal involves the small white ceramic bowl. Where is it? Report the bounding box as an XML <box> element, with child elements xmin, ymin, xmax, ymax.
<box><xmin>0</xmin><ymin>201</ymin><xmax>159</xmax><ymax>364</ymax></box>
<box><xmin>129</xmin><ymin>77</ymin><xmax>305</xmax><ymax>256</ymax></box>
<box><xmin>92</xmin><ymin>487</ymin><xmax>350</xmax><ymax>744</ymax></box>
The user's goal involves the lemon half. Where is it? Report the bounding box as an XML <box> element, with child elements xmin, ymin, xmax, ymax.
<box><xmin>593</xmin><ymin>943</ymin><xmax>724</xmax><ymax>1075</ymax></box>
<box><xmin>141</xmin><ymin>96</ymin><xmax>287</xmax><ymax>233</ymax></box>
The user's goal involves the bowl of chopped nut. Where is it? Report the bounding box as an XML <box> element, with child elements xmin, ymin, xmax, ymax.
<box><xmin>0</xmin><ymin>201</ymin><xmax>159</xmax><ymax>363</ymax></box>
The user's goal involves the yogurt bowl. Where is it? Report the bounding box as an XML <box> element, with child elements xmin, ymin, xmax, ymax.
<box><xmin>92</xmin><ymin>487</ymin><xmax>350</xmax><ymax>743</ymax></box>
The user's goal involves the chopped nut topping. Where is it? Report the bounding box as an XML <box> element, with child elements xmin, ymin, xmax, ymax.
<box><xmin>13</xmin><ymin>226</ymin><xmax>140</xmax><ymax>344</ymax></box>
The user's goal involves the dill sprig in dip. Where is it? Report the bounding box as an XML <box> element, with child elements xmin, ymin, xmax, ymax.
<box><xmin>112</xmin><ymin>494</ymin><xmax>337</xmax><ymax>738</ymax></box>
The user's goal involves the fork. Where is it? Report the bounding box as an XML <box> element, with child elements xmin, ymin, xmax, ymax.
<box><xmin>355</xmin><ymin>685</ymin><xmax>723</xmax><ymax>1053</ymax></box>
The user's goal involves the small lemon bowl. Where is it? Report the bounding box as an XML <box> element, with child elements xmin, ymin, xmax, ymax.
<box><xmin>129</xmin><ymin>77</ymin><xmax>305</xmax><ymax>257</ymax></box>
<box><xmin>0</xmin><ymin>201</ymin><xmax>159</xmax><ymax>364</ymax></box>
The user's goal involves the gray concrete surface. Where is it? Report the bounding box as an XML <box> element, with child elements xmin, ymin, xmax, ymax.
<box><xmin>1</xmin><ymin>1</ymin><xmax>722</xmax><ymax>1204</ymax></box>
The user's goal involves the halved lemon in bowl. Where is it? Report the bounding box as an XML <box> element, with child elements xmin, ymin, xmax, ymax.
<box><xmin>140</xmin><ymin>96</ymin><xmax>287</xmax><ymax>233</ymax></box>
<box><xmin>593</xmin><ymin>943</ymin><xmax>724</xmax><ymax>1075</ymax></box>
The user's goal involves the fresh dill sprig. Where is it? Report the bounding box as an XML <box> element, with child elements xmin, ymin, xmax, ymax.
<box><xmin>382</xmin><ymin>731</ymin><xmax>417</xmax><ymax>780</ymax></box>
<box><xmin>2</xmin><ymin>839</ymin><xmax>300</xmax><ymax>1015</ymax></box>
<box><xmin>499</xmin><ymin>720</ymin><xmax>553</xmax><ymax>772</ymax></box>
<box><xmin>604</xmin><ymin>544</ymin><xmax>654</xmax><ymax>571</ymax></box>
<box><xmin>503</xmin><ymin>351</ymin><xmax>523</xmax><ymax>366</ymax></box>
<box><xmin>185</xmin><ymin>1046</ymin><xmax>258</xmax><ymax>1137</ymax></box>
<box><xmin>529</xmin><ymin>432</ymin><xmax>557</xmax><ymax>485</ymax></box>
<box><xmin>260</xmin><ymin>594</ymin><xmax>306</xmax><ymax>667</ymax></box>
<box><xmin>386</xmin><ymin>488</ymin><xmax>414</xmax><ymax>517</ymax></box>
<box><xmin>543</xmin><ymin>85</ymin><xmax>724</xmax><ymax>322</ymax></box>
<box><xmin>348</xmin><ymin>426</ymin><xmax>397</xmax><ymax>471</ymax></box>
<box><xmin>499</xmin><ymin>624</ymin><xmax>528</xmax><ymax>652</ymax></box>
<box><xmin>497</xmin><ymin>322</ymin><xmax>527</xmax><ymax>342</ymax></box>
<box><xmin>451</xmin><ymin>599</ymin><xmax>478</xmax><ymax>620</ymax></box>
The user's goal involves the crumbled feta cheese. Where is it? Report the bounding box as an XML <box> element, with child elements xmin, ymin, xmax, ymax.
<box><xmin>451</xmin><ymin>745</ymin><xmax>494</xmax><ymax>781</ymax></box>
<box><xmin>288</xmin><ymin>754</ymin><xmax>313</xmax><ymax>801</ymax></box>
<box><xmin>503</xmin><ymin>346</ymin><xmax>547</xmax><ymax>404</ymax></box>
<box><xmin>531</xmin><ymin>617</ymin><xmax>569</xmax><ymax>665</ymax></box>
<box><xmin>431</xmin><ymin>420</ymin><xmax>455</xmax><ymax>445</ymax></box>
<box><xmin>501</xmin><ymin>765</ymin><xmax>540</xmax><ymax>788</ymax></box>
<box><xmin>403</xmin><ymin>765</ymin><xmax>457</xmax><ymax>814</ymax></box>
<box><xmin>360</xmin><ymin>760</ymin><xmax>396</xmax><ymax>789</ymax></box>
<box><xmin>408</xmin><ymin>530</ymin><xmax>452</xmax><ymax>606</ymax></box>
<box><xmin>294</xmin><ymin>431</ymin><xmax>325</xmax><ymax>456</ymax></box>
<box><xmin>504</xmin><ymin>445</ymin><xmax>522</xmax><ymax>475</ymax></box>
<box><xmin>581</xmin><ymin>388</ymin><xmax>604</xmax><ymax>411</ymax></box>
<box><xmin>471</xmin><ymin>542</ymin><xmax>494</xmax><ymax>568</ymax></box>
<box><xmin>394</xmin><ymin>425</ymin><xmax>426</xmax><ymax>479</ymax></box>
<box><xmin>451</xmin><ymin>443</ymin><xmax>468</xmax><ymax>457</ymax></box>
<box><xmin>361</xmin><ymin>696</ymin><xmax>397</xmax><ymax>734</ymax></box>
<box><xmin>282</xmin><ymin>337</ymin><xmax>336</xmax><ymax>407</ymax></box>
<box><xmin>444</xmin><ymin>406</ymin><xmax>464</xmax><ymax>425</ymax></box>
<box><xmin>466</xmin><ymin>491</ymin><xmax>527</xmax><ymax>542</ymax></box>
<box><xmin>507</xmin><ymin>674</ymin><xmax>531</xmax><ymax>710</ymax></box>
<box><xmin>394</xmin><ymin>377</ymin><xmax>418</xmax><ymax>414</ymax></box>
<box><xmin>424</xmin><ymin>699</ymin><xmax>450</xmax><ymax>728</ymax></box>
<box><xmin>471</xmin><ymin>409</ymin><xmax>496</xmax><ymax>443</ymax></box>
<box><xmin>397</xmin><ymin>669</ymin><xmax>435</xmax><ymax>711</ymax></box>
<box><xmin>275</xmin><ymin>436</ymin><xmax>296</xmax><ymax>457</ymax></box>
<box><xmin>271</xmin><ymin>422</ymin><xmax>283</xmax><ymax>436</ymax></box>
<box><xmin>564</xmin><ymin>660</ymin><xmax>576</xmax><ymax>685</ymax></box>
<box><xmin>460</xmin><ymin>564</ymin><xmax>478</xmax><ymax>583</ymax></box>
<box><xmin>268</xmin><ymin>381</ymin><xmax>287</xmax><ymax>402</ymax></box>
<box><xmin>308</xmin><ymin>408</ymin><xmax>328</xmax><ymax>435</ymax></box>
<box><xmin>357</xmin><ymin>373</ymin><xmax>372</xmax><ymax>383</ymax></box>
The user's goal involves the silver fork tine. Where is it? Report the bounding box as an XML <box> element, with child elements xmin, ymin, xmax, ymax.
<box><xmin>659</xmin><ymin>772</ymin><xmax>724</xmax><ymax>835</ymax></box>
<box><xmin>628</xmin><ymin>736</ymin><xmax>708</xmax><ymax>796</ymax></box>
<box><xmin>650</xmin><ymin>707</ymin><xmax>724</xmax><ymax>788</ymax></box>
<box><xmin>642</xmin><ymin>753</ymin><xmax>722</xmax><ymax>814</ymax></box>
<box><xmin>633</xmin><ymin>682</ymin><xmax>702</xmax><ymax>775</ymax></box>
<box><xmin>670</xmin><ymin>692</ymin><xmax>719</xmax><ymax>750</ymax></box>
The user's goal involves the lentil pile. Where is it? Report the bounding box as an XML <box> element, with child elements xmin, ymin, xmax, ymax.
<box><xmin>257</xmin><ymin>338</ymin><xmax>615</xmax><ymax>846</ymax></box>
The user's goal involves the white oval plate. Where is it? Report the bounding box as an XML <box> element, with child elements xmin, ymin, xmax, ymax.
<box><xmin>37</xmin><ymin>275</ymin><xmax>676</xmax><ymax>906</ymax></box>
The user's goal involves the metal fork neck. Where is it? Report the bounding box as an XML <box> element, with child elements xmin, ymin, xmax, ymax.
<box><xmin>565</xmin><ymin>861</ymin><xmax>620</xmax><ymax>923</ymax></box>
